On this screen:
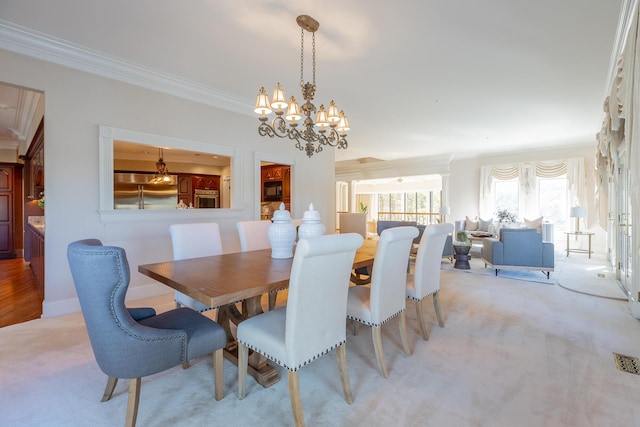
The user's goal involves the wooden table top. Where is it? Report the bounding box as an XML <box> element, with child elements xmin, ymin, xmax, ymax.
<box><xmin>138</xmin><ymin>238</ymin><xmax>377</xmax><ymax>308</ymax></box>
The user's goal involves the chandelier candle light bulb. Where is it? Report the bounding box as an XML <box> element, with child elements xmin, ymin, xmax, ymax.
<box><xmin>254</xmin><ymin>14</ymin><xmax>350</xmax><ymax>158</ymax></box>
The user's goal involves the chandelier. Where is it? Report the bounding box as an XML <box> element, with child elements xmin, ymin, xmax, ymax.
<box><xmin>254</xmin><ymin>14</ymin><xmax>350</xmax><ymax>158</ymax></box>
<box><xmin>148</xmin><ymin>148</ymin><xmax>176</xmax><ymax>185</ymax></box>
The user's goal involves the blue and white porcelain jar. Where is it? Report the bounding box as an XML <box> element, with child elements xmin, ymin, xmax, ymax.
<box><xmin>298</xmin><ymin>202</ymin><xmax>326</xmax><ymax>240</ymax></box>
<box><xmin>268</xmin><ymin>203</ymin><xmax>296</xmax><ymax>259</ymax></box>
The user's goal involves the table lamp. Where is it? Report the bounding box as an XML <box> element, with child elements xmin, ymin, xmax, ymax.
<box><xmin>440</xmin><ymin>206</ymin><xmax>450</xmax><ymax>223</ymax></box>
<box><xmin>570</xmin><ymin>206</ymin><xmax>587</xmax><ymax>233</ymax></box>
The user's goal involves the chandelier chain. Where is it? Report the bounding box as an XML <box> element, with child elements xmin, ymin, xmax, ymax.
<box><xmin>300</xmin><ymin>28</ymin><xmax>304</xmax><ymax>87</ymax></box>
<box><xmin>312</xmin><ymin>31</ymin><xmax>316</xmax><ymax>86</ymax></box>
<box><xmin>299</xmin><ymin>28</ymin><xmax>317</xmax><ymax>87</ymax></box>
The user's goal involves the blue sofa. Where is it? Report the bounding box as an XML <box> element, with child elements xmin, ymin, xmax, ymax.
<box><xmin>481</xmin><ymin>228</ymin><xmax>554</xmax><ymax>278</ymax></box>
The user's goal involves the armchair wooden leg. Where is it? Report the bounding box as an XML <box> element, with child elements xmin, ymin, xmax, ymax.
<box><xmin>336</xmin><ymin>344</ymin><xmax>353</xmax><ymax>404</ymax></box>
<box><xmin>415</xmin><ymin>299</ymin><xmax>430</xmax><ymax>341</ymax></box>
<box><xmin>182</xmin><ymin>362</ymin><xmax>190</xmax><ymax>369</ymax></box>
<box><xmin>372</xmin><ymin>326</ymin><xmax>388</xmax><ymax>378</ymax></box>
<box><xmin>213</xmin><ymin>349</ymin><xmax>224</xmax><ymax>401</ymax></box>
<box><xmin>399</xmin><ymin>311</ymin><xmax>412</xmax><ymax>357</ymax></box>
<box><xmin>287</xmin><ymin>370</ymin><xmax>305</xmax><ymax>427</ymax></box>
<box><xmin>101</xmin><ymin>376</ymin><xmax>118</xmax><ymax>402</ymax></box>
<box><xmin>433</xmin><ymin>291</ymin><xmax>445</xmax><ymax>328</ymax></box>
<box><xmin>125</xmin><ymin>378</ymin><xmax>141</xmax><ymax>427</ymax></box>
<box><xmin>238</xmin><ymin>343</ymin><xmax>248</xmax><ymax>399</ymax></box>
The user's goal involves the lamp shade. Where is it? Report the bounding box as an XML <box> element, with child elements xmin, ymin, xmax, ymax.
<box><xmin>440</xmin><ymin>206</ymin><xmax>451</xmax><ymax>215</ymax></box>
<box><xmin>254</xmin><ymin>87</ymin><xmax>272</xmax><ymax>115</ymax></box>
<box><xmin>570</xmin><ymin>207</ymin><xmax>587</xmax><ymax>218</ymax></box>
<box><xmin>270</xmin><ymin>83</ymin><xmax>287</xmax><ymax>110</ymax></box>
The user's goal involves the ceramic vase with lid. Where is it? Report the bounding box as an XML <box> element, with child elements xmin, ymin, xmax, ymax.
<box><xmin>268</xmin><ymin>203</ymin><xmax>296</xmax><ymax>259</ymax></box>
<box><xmin>298</xmin><ymin>202</ymin><xmax>326</xmax><ymax>240</ymax></box>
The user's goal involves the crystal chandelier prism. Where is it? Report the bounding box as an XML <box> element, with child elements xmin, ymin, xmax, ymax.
<box><xmin>254</xmin><ymin>15</ymin><xmax>350</xmax><ymax>158</ymax></box>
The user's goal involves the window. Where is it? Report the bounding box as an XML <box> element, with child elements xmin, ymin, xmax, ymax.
<box><xmin>493</xmin><ymin>179</ymin><xmax>519</xmax><ymax>219</ymax></box>
<box><xmin>538</xmin><ymin>177</ymin><xmax>567</xmax><ymax>229</ymax></box>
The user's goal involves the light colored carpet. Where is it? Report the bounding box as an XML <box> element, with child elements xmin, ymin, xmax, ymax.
<box><xmin>1</xmin><ymin>254</ymin><xmax>639</xmax><ymax>427</ymax></box>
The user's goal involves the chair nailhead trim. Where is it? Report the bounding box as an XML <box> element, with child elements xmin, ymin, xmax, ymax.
<box><xmin>347</xmin><ymin>308</ymin><xmax>405</xmax><ymax>327</ymax></box>
<box><xmin>238</xmin><ymin>339</ymin><xmax>346</xmax><ymax>372</ymax></box>
<box><xmin>407</xmin><ymin>290</ymin><xmax>437</xmax><ymax>301</ymax></box>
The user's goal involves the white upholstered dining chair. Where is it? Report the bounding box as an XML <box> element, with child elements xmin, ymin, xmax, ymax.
<box><xmin>169</xmin><ymin>222</ymin><xmax>223</xmax><ymax>312</ymax></box>
<box><xmin>346</xmin><ymin>226</ymin><xmax>419</xmax><ymax>378</ymax></box>
<box><xmin>406</xmin><ymin>223</ymin><xmax>453</xmax><ymax>340</ymax></box>
<box><xmin>237</xmin><ymin>232</ymin><xmax>364</xmax><ymax>427</ymax></box>
<box><xmin>236</xmin><ymin>220</ymin><xmax>280</xmax><ymax>310</ymax></box>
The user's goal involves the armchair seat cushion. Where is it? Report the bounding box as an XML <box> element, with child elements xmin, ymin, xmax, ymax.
<box><xmin>139</xmin><ymin>307</ymin><xmax>227</xmax><ymax>361</ymax></box>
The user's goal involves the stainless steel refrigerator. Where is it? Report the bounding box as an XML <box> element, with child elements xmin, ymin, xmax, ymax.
<box><xmin>114</xmin><ymin>173</ymin><xmax>178</xmax><ymax>209</ymax></box>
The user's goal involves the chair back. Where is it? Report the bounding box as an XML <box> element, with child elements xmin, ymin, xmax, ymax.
<box><xmin>338</xmin><ymin>213</ymin><xmax>367</xmax><ymax>238</ymax></box>
<box><xmin>284</xmin><ymin>233</ymin><xmax>364</xmax><ymax>368</ymax></box>
<box><xmin>67</xmin><ymin>239</ymin><xmax>184</xmax><ymax>378</ymax></box>
<box><xmin>169</xmin><ymin>222</ymin><xmax>223</xmax><ymax>260</ymax></box>
<box><xmin>369</xmin><ymin>226</ymin><xmax>419</xmax><ymax>322</ymax></box>
<box><xmin>236</xmin><ymin>220</ymin><xmax>271</xmax><ymax>252</ymax></box>
<box><xmin>414</xmin><ymin>223</ymin><xmax>454</xmax><ymax>298</ymax></box>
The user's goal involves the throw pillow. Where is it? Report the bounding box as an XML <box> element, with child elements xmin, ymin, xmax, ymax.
<box><xmin>524</xmin><ymin>216</ymin><xmax>543</xmax><ymax>233</ymax></box>
<box><xmin>478</xmin><ymin>218</ymin><xmax>492</xmax><ymax>232</ymax></box>
<box><xmin>465</xmin><ymin>216</ymin><xmax>478</xmax><ymax>231</ymax></box>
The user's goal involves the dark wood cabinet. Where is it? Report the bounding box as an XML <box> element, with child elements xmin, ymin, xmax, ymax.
<box><xmin>176</xmin><ymin>174</ymin><xmax>220</xmax><ymax>207</ymax></box>
<box><xmin>192</xmin><ymin>175</ymin><xmax>220</xmax><ymax>190</ymax></box>
<box><xmin>177</xmin><ymin>175</ymin><xmax>192</xmax><ymax>206</ymax></box>
<box><xmin>283</xmin><ymin>167</ymin><xmax>291</xmax><ymax>204</ymax></box>
<box><xmin>0</xmin><ymin>164</ymin><xmax>22</xmax><ymax>259</ymax></box>
<box><xmin>24</xmin><ymin>119</ymin><xmax>45</xmax><ymax>201</ymax></box>
<box><xmin>261</xmin><ymin>166</ymin><xmax>283</xmax><ymax>182</ymax></box>
<box><xmin>28</xmin><ymin>224</ymin><xmax>44</xmax><ymax>295</ymax></box>
<box><xmin>261</xmin><ymin>164</ymin><xmax>291</xmax><ymax>208</ymax></box>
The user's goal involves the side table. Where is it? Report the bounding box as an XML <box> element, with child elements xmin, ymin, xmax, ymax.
<box><xmin>564</xmin><ymin>231</ymin><xmax>594</xmax><ymax>258</ymax></box>
<box><xmin>453</xmin><ymin>244</ymin><xmax>471</xmax><ymax>269</ymax></box>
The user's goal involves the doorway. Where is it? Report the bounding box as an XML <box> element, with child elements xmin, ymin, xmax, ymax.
<box><xmin>0</xmin><ymin>81</ymin><xmax>45</xmax><ymax>327</ymax></box>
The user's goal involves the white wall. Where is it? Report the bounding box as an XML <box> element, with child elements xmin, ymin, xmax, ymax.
<box><xmin>0</xmin><ymin>48</ymin><xmax>336</xmax><ymax>317</ymax></box>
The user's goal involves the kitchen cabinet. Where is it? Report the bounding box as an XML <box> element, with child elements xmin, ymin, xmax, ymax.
<box><xmin>0</xmin><ymin>166</ymin><xmax>14</xmax><ymax>257</ymax></box>
<box><xmin>0</xmin><ymin>164</ymin><xmax>22</xmax><ymax>259</ymax></box>
<box><xmin>24</xmin><ymin>119</ymin><xmax>45</xmax><ymax>200</ymax></box>
<box><xmin>177</xmin><ymin>175</ymin><xmax>192</xmax><ymax>206</ymax></box>
<box><xmin>192</xmin><ymin>175</ymin><xmax>220</xmax><ymax>190</ymax></box>
<box><xmin>282</xmin><ymin>167</ymin><xmax>291</xmax><ymax>204</ymax></box>
<box><xmin>261</xmin><ymin>166</ymin><xmax>283</xmax><ymax>182</ymax></box>
<box><xmin>261</xmin><ymin>164</ymin><xmax>291</xmax><ymax>207</ymax></box>
<box><xmin>27</xmin><ymin>223</ymin><xmax>45</xmax><ymax>296</ymax></box>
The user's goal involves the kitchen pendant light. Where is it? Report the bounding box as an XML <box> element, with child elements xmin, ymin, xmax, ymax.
<box><xmin>254</xmin><ymin>14</ymin><xmax>349</xmax><ymax>158</ymax></box>
<box><xmin>148</xmin><ymin>148</ymin><xmax>176</xmax><ymax>185</ymax></box>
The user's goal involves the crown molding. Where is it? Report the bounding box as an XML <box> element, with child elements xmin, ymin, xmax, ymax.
<box><xmin>0</xmin><ymin>19</ymin><xmax>253</xmax><ymax>117</ymax></box>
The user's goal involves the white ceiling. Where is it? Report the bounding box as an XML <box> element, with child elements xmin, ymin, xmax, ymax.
<box><xmin>0</xmin><ymin>0</ymin><xmax>622</xmax><ymax>164</ymax></box>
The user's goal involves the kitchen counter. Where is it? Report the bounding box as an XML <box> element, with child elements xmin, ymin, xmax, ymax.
<box><xmin>28</xmin><ymin>216</ymin><xmax>45</xmax><ymax>235</ymax></box>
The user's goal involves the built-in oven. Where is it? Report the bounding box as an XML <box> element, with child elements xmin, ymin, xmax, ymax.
<box><xmin>194</xmin><ymin>189</ymin><xmax>219</xmax><ymax>208</ymax></box>
<box><xmin>263</xmin><ymin>181</ymin><xmax>282</xmax><ymax>201</ymax></box>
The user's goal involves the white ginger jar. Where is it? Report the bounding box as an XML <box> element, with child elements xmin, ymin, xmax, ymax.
<box><xmin>298</xmin><ymin>202</ymin><xmax>326</xmax><ymax>240</ymax></box>
<box><xmin>268</xmin><ymin>203</ymin><xmax>296</xmax><ymax>259</ymax></box>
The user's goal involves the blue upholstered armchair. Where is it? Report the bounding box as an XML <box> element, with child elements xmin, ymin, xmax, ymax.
<box><xmin>481</xmin><ymin>228</ymin><xmax>554</xmax><ymax>278</ymax></box>
<box><xmin>67</xmin><ymin>239</ymin><xmax>227</xmax><ymax>427</ymax></box>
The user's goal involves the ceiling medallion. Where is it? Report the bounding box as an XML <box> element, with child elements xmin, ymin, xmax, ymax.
<box><xmin>254</xmin><ymin>14</ymin><xmax>350</xmax><ymax>158</ymax></box>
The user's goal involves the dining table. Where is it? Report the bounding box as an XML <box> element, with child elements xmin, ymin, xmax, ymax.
<box><xmin>138</xmin><ymin>238</ymin><xmax>377</xmax><ymax>388</ymax></box>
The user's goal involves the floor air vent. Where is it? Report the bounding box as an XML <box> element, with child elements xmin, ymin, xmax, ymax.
<box><xmin>613</xmin><ymin>353</ymin><xmax>640</xmax><ymax>375</ymax></box>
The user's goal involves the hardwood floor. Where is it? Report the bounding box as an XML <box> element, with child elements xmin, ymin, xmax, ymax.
<box><xmin>0</xmin><ymin>257</ymin><xmax>43</xmax><ymax>328</ymax></box>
